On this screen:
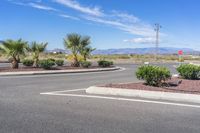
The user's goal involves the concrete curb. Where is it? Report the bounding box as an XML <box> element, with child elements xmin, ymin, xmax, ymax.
<box><xmin>0</xmin><ymin>67</ymin><xmax>121</xmax><ymax>76</ymax></box>
<box><xmin>86</xmin><ymin>86</ymin><xmax>200</xmax><ymax>104</ymax></box>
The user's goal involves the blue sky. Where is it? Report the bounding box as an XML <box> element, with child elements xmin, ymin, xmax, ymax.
<box><xmin>0</xmin><ymin>0</ymin><xmax>200</xmax><ymax>50</ymax></box>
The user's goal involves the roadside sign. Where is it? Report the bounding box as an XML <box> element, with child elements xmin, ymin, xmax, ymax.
<box><xmin>178</xmin><ymin>50</ymin><xmax>183</xmax><ymax>65</ymax></box>
<box><xmin>178</xmin><ymin>50</ymin><xmax>183</xmax><ymax>55</ymax></box>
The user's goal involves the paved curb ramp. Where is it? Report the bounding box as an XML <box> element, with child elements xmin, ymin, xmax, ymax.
<box><xmin>0</xmin><ymin>67</ymin><xmax>120</xmax><ymax>76</ymax></box>
<box><xmin>86</xmin><ymin>86</ymin><xmax>200</xmax><ymax>104</ymax></box>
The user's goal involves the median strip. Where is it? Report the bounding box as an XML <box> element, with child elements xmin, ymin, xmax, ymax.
<box><xmin>40</xmin><ymin>88</ymin><xmax>200</xmax><ymax>109</ymax></box>
<box><xmin>0</xmin><ymin>67</ymin><xmax>121</xmax><ymax>76</ymax></box>
<box><xmin>86</xmin><ymin>86</ymin><xmax>200</xmax><ymax>104</ymax></box>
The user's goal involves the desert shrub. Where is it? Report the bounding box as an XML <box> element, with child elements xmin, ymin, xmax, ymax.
<box><xmin>136</xmin><ymin>65</ymin><xmax>171</xmax><ymax>87</ymax></box>
<box><xmin>55</xmin><ymin>59</ymin><xmax>64</xmax><ymax>66</ymax></box>
<box><xmin>47</xmin><ymin>58</ymin><xmax>55</xmax><ymax>62</ymax></box>
<box><xmin>54</xmin><ymin>54</ymin><xmax>66</xmax><ymax>59</ymax></box>
<box><xmin>22</xmin><ymin>59</ymin><xmax>34</xmax><ymax>66</ymax></box>
<box><xmin>179</xmin><ymin>58</ymin><xmax>184</xmax><ymax>62</ymax></box>
<box><xmin>118</xmin><ymin>55</ymin><xmax>131</xmax><ymax>59</ymax></box>
<box><xmin>81</xmin><ymin>61</ymin><xmax>92</xmax><ymax>68</ymax></box>
<box><xmin>38</xmin><ymin>59</ymin><xmax>55</xmax><ymax>69</ymax></box>
<box><xmin>66</xmin><ymin>54</ymin><xmax>83</xmax><ymax>62</ymax></box>
<box><xmin>66</xmin><ymin>54</ymin><xmax>83</xmax><ymax>67</ymax></box>
<box><xmin>177</xmin><ymin>64</ymin><xmax>200</xmax><ymax>79</ymax></box>
<box><xmin>98</xmin><ymin>60</ymin><xmax>113</xmax><ymax>67</ymax></box>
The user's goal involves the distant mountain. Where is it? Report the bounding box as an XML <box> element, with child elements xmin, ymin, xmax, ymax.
<box><xmin>92</xmin><ymin>47</ymin><xmax>199</xmax><ymax>55</ymax></box>
<box><xmin>47</xmin><ymin>47</ymin><xmax>200</xmax><ymax>55</ymax></box>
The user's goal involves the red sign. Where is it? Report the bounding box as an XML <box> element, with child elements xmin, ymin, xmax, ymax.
<box><xmin>178</xmin><ymin>50</ymin><xmax>183</xmax><ymax>55</ymax></box>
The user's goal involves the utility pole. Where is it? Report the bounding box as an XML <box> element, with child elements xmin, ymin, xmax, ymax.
<box><xmin>154</xmin><ymin>23</ymin><xmax>161</xmax><ymax>60</ymax></box>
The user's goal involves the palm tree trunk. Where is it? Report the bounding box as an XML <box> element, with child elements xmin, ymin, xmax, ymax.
<box><xmin>72</xmin><ymin>59</ymin><xmax>80</xmax><ymax>67</ymax></box>
<box><xmin>33</xmin><ymin>54</ymin><xmax>39</xmax><ymax>67</ymax></box>
<box><xmin>33</xmin><ymin>58</ymin><xmax>39</xmax><ymax>67</ymax></box>
<box><xmin>71</xmin><ymin>55</ymin><xmax>80</xmax><ymax>67</ymax></box>
<box><xmin>11</xmin><ymin>59</ymin><xmax>18</xmax><ymax>69</ymax></box>
<box><xmin>83</xmin><ymin>55</ymin><xmax>87</xmax><ymax>61</ymax></box>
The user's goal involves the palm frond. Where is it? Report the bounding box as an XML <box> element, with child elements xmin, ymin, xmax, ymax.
<box><xmin>0</xmin><ymin>39</ymin><xmax>28</xmax><ymax>58</ymax></box>
<box><xmin>64</xmin><ymin>33</ymin><xmax>81</xmax><ymax>55</ymax></box>
<box><xmin>29</xmin><ymin>41</ymin><xmax>48</xmax><ymax>52</ymax></box>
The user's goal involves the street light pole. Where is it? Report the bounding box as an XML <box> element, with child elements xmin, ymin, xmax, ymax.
<box><xmin>154</xmin><ymin>23</ymin><xmax>161</xmax><ymax>60</ymax></box>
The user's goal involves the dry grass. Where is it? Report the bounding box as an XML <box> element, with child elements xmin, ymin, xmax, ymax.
<box><xmin>0</xmin><ymin>53</ymin><xmax>200</xmax><ymax>64</ymax></box>
<box><xmin>91</xmin><ymin>54</ymin><xmax>200</xmax><ymax>64</ymax></box>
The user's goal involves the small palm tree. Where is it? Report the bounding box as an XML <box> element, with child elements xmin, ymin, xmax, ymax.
<box><xmin>80</xmin><ymin>36</ymin><xmax>91</xmax><ymax>49</ymax></box>
<box><xmin>80</xmin><ymin>46</ymin><xmax>95</xmax><ymax>61</ymax></box>
<box><xmin>79</xmin><ymin>36</ymin><xmax>93</xmax><ymax>61</ymax></box>
<box><xmin>0</xmin><ymin>39</ymin><xmax>28</xmax><ymax>69</ymax></box>
<box><xmin>28</xmin><ymin>41</ymin><xmax>48</xmax><ymax>67</ymax></box>
<box><xmin>64</xmin><ymin>33</ymin><xmax>81</xmax><ymax>67</ymax></box>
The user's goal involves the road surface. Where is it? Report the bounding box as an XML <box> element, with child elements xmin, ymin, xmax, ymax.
<box><xmin>0</xmin><ymin>63</ymin><xmax>200</xmax><ymax>133</ymax></box>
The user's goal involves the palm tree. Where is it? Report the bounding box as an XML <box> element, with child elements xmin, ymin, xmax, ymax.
<box><xmin>0</xmin><ymin>39</ymin><xmax>28</xmax><ymax>69</ymax></box>
<box><xmin>80</xmin><ymin>36</ymin><xmax>91</xmax><ymax>49</ymax></box>
<box><xmin>28</xmin><ymin>41</ymin><xmax>48</xmax><ymax>67</ymax></box>
<box><xmin>64</xmin><ymin>33</ymin><xmax>81</xmax><ymax>67</ymax></box>
<box><xmin>80</xmin><ymin>46</ymin><xmax>95</xmax><ymax>61</ymax></box>
<box><xmin>79</xmin><ymin>36</ymin><xmax>93</xmax><ymax>61</ymax></box>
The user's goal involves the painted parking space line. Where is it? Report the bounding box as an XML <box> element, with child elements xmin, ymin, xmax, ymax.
<box><xmin>40</xmin><ymin>89</ymin><xmax>200</xmax><ymax>109</ymax></box>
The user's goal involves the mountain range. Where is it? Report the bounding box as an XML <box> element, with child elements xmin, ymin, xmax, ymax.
<box><xmin>47</xmin><ymin>47</ymin><xmax>200</xmax><ymax>55</ymax></box>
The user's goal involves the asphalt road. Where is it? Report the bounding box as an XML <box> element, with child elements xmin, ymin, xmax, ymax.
<box><xmin>0</xmin><ymin>63</ymin><xmax>200</xmax><ymax>133</ymax></box>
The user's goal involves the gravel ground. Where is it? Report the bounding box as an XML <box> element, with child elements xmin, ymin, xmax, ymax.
<box><xmin>104</xmin><ymin>78</ymin><xmax>200</xmax><ymax>94</ymax></box>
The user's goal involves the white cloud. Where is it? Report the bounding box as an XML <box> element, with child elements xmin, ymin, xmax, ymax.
<box><xmin>59</xmin><ymin>14</ymin><xmax>79</xmax><ymax>20</ymax></box>
<box><xmin>55</xmin><ymin>1</ymin><xmax>157</xmax><ymax>37</ymax></box>
<box><xmin>8</xmin><ymin>1</ymin><xmax>80</xmax><ymax>21</ymax></box>
<box><xmin>124</xmin><ymin>37</ymin><xmax>156</xmax><ymax>44</ymax></box>
<box><xmin>8</xmin><ymin>1</ymin><xmax>58</xmax><ymax>11</ymax></box>
<box><xmin>84</xmin><ymin>16</ymin><xmax>124</xmax><ymax>27</ymax></box>
<box><xmin>28</xmin><ymin>3</ymin><xmax>58</xmax><ymax>11</ymax></box>
<box><xmin>84</xmin><ymin>15</ymin><xmax>155</xmax><ymax>37</ymax></box>
<box><xmin>110</xmin><ymin>11</ymin><xmax>140</xmax><ymax>23</ymax></box>
<box><xmin>7</xmin><ymin>0</ymin><xmax>161</xmax><ymax>39</ymax></box>
<box><xmin>54</xmin><ymin>0</ymin><xmax>103</xmax><ymax>16</ymax></box>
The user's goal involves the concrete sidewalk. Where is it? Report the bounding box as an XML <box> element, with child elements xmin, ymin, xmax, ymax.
<box><xmin>86</xmin><ymin>86</ymin><xmax>200</xmax><ymax>104</ymax></box>
<box><xmin>0</xmin><ymin>67</ymin><xmax>120</xmax><ymax>76</ymax></box>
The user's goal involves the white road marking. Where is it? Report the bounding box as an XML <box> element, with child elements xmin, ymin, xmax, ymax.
<box><xmin>0</xmin><ymin>67</ymin><xmax>126</xmax><ymax>78</ymax></box>
<box><xmin>40</xmin><ymin>89</ymin><xmax>200</xmax><ymax>109</ymax></box>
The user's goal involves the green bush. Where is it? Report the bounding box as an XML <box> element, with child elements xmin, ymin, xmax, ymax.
<box><xmin>38</xmin><ymin>59</ymin><xmax>55</xmax><ymax>69</ymax></box>
<box><xmin>81</xmin><ymin>61</ymin><xmax>92</xmax><ymax>68</ymax></box>
<box><xmin>55</xmin><ymin>59</ymin><xmax>64</xmax><ymax>66</ymax></box>
<box><xmin>136</xmin><ymin>65</ymin><xmax>171</xmax><ymax>87</ymax></box>
<box><xmin>22</xmin><ymin>59</ymin><xmax>34</xmax><ymax>66</ymax></box>
<box><xmin>47</xmin><ymin>58</ymin><xmax>55</xmax><ymax>62</ymax></box>
<box><xmin>177</xmin><ymin>64</ymin><xmax>200</xmax><ymax>79</ymax></box>
<box><xmin>98</xmin><ymin>60</ymin><xmax>113</xmax><ymax>67</ymax></box>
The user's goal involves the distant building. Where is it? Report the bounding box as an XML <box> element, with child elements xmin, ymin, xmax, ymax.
<box><xmin>46</xmin><ymin>48</ymin><xmax>70</xmax><ymax>54</ymax></box>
